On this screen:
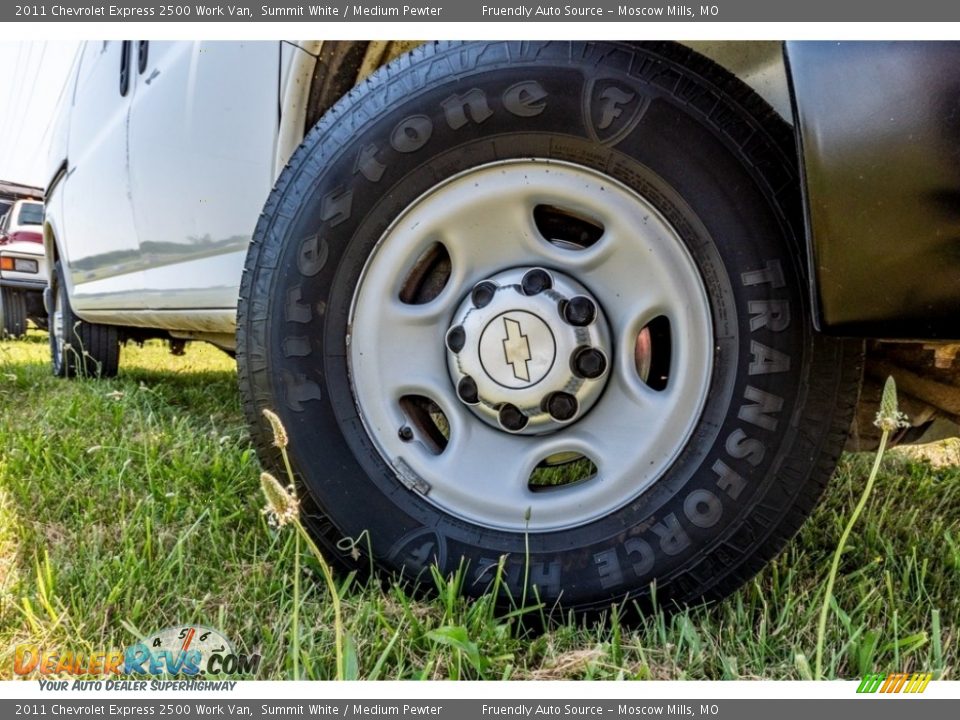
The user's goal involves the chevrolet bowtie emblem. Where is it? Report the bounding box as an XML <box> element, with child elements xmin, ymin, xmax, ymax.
<box><xmin>502</xmin><ymin>317</ymin><xmax>532</xmax><ymax>382</ymax></box>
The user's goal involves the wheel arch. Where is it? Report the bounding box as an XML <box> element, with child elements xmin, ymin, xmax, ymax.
<box><xmin>786</xmin><ymin>41</ymin><xmax>960</xmax><ymax>340</ymax></box>
<box><xmin>43</xmin><ymin>160</ymin><xmax>68</xmax><ymax>284</ymax></box>
<box><xmin>277</xmin><ymin>40</ymin><xmax>793</xmax><ymax>179</ymax></box>
<box><xmin>43</xmin><ymin>221</ymin><xmax>59</xmax><ymax>264</ymax></box>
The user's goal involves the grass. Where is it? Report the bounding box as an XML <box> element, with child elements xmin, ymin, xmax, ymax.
<box><xmin>0</xmin><ymin>331</ymin><xmax>957</xmax><ymax>680</ymax></box>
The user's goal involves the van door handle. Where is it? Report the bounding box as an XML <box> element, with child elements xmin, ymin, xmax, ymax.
<box><xmin>138</xmin><ymin>41</ymin><xmax>149</xmax><ymax>74</ymax></box>
<box><xmin>119</xmin><ymin>40</ymin><xmax>131</xmax><ymax>96</ymax></box>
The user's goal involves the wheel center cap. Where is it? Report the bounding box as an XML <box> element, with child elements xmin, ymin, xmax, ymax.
<box><xmin>479</xmin><ymin>311</ymin><xmax>556</xmax><ymax>389</ymax></box>
<box><xmin>446</xmin><ymin>267</ymin><xmax>612</xmax><ymax>435</ymax></box>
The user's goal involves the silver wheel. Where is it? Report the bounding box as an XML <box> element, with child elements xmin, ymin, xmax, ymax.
<box><xmin>53</xmin><ymin>291</ymin><xmax>65</xmax><ymax>363</ymax></box>
<box><xmin>349</xmin><ymin>159</ymin><xmax>713</xmax><ymax>532</ymax></box>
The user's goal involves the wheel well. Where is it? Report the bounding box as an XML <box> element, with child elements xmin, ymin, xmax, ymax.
<box><xmin>296</xmin><ymin>41</ymin><xmax>792</xmax><ymax>149</ymax></box>
<box><xmin>302</xmin><ymin>41</ymin><xmax>423</xmax><ymax>132</ymax></box>
<box><xmin>43</xmin><ymin>221</ymin><xmax>60</xmax><ymax>277</ymax></box>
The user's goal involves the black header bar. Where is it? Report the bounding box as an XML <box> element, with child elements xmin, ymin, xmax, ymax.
<box><xmin>7</xmin><ymin>1</ymin><xmax>960</xmax><ymax>23</ymax></box>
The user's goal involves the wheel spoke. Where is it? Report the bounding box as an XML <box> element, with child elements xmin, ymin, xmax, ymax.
<box><xmin>568</xmin><ymin>368</ymin><xmax>690</xmax><ymax>481</ymax></box>
<box><xmin>427</xmin><ymin>419</ymin><xmax>541</xmax><ymax>514</ymax></box>
<box><xmin>578</xmin><ymin>227</ymin><xmax>687</xmax><ymax>316</ymax></box>
<box><xmin>440</xmin><ymin>185</ymin><xmax>543</xmax><ymax>283</ymax></box>
<box><xmin>352</xmin><ymin>296</ymin><xmax>450</xmax><ymax>402</ymax></box>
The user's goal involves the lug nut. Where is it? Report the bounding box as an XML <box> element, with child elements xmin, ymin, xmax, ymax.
<box><xmin>546</xmin><ymin>392</ymin><xmax>578</xmax><ymax>422</ymax></box>
<box><xmin>498</xmin><ymin>403</ymin><xmax>528</xmax><ymax>431</ymax></box>
<box><xmin>446</xmin><ymin>325</ymin><xmax>466</xmax><ymax>353</ymax></box>
<box><xmin>521</xmin><ymin>268</ymin><xmax>552</xmax><ymax>296</ymax></box>
<box><xmin>471</xmin><ymin>281</ymin><xmax>497</xmax><ymax>309</ymax></box>
<box><xmin>398</xmin><ymin>426</ymin><xmax>414</xmax><ymax>441</ymax></box>
<box><xmin>562</xmin><ymin>295</ymin><xmax>597</xmax><ymax>326</ymax></box>
<box><xmin>457</xmin><ymin>376</ymin><xmax>479</xmax><ymax>404</ymax></box>
<box><xmin>573</xmin><ymin>347</ymin><xmax>607</xmax><ymax>379</ymax></box>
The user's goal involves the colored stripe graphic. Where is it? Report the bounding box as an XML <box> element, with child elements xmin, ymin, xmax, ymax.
<box><xmin>856</xmin><ymin>672</ymin><xmax>932</xmax><ymax>694</ymax></box>
<box><xmin>856</xmin><ymin>674</ymin><xmax>885</xmax><ymax>693</ymax></box>
<box><xmin>906</xmin><ymin>673</ymin><xmax>933</xmax><ymax>693</ymax></box>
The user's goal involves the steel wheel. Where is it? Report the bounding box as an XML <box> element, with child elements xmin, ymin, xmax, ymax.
<box><xmin>349</xmin><ymin>160</ymin><xmax>713</xmax><ymax>531</ymax></box>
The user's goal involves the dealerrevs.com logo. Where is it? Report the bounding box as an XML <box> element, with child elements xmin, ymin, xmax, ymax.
<box><xmin>14</xmin><ymin>625</ymin><xmax>261</xmax><ymax>678</ymax></box>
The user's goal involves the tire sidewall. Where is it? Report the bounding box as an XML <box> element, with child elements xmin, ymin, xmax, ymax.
<box><xmin>2</xmin><ymin>287</ymin><xmax>27</xmax><ymax>339</ymax></box>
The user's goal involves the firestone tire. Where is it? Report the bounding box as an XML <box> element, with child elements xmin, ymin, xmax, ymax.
<box><xmin>237</xmin><ymin>41</ymin><xmax>862</xmax><ymax>612</ymax></box>
<box><xmin>0</xmin><ymin>287</ymin><xmax>28</xmax><ymax>339</ymax></box>
<box><xmin>50</xmin><ymin>261</ymin><xmax>120</xmax><ymax>379</ymax></box>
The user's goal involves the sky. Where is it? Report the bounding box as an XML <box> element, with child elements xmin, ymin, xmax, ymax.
<box><xmin>0</xmin><ymin>41</ymin><xmax>81</xmax><ymax>189</ymax></box>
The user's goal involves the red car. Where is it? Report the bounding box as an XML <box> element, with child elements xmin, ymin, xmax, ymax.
<box><xmin>0</xmin><ymin>199</ymin><xmax>44</xmax><ymax>245</ymax></box>
<box><xmin>0</xmin><ymin>199</ymin><xmax>48</xmax><ymax>337</ymax></box>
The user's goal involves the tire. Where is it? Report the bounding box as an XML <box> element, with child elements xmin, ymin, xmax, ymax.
<box><xmin>237</xmin><ymin>41</ymin><xmax>862</xmax><ymax>611</ymax></box>
<box><xmin>0</xmin><ymin>287</ymin><xmax>28</xmax><ymax>339</ymax></box>
<box><xmin>50</xmin><ymin>261</ymin><xmax>120</xmax><ymax>378</ymax></box>
<box><xmin>25</xmin><ymin>290</ymin><xmax>49</xmax><ymax>331</ymax></box>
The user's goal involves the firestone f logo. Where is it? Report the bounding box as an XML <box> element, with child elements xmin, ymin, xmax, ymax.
<box><xmin>583</xmin><ymin>78</ymin><xmax>650</xmax><ymax>146</ymax></box>
<box><xmin>502</xmin><ymin>317</ymin><xmax>532</xmax><ymax>382</ymax></box>
<box><xmin>597</xmin><ymin>87</ymin><xmax>636</xmax><ymax>130</ymax></box>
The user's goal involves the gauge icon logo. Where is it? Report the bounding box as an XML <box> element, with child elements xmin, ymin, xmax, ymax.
<box><xmin>146</xmin><ymin>625</ymin><xmax>232</xmax><ymax>658</ymax></box>
<box><xmin>130</xmin><ymin>625</ymin><xmax>259</xmax><ymax>676</ymax></box>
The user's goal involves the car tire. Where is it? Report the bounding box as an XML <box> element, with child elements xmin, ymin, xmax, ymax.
<box><xmin>50</xmin><ymin>261</ymin><xmax>120</xmax><ymax>378</ymax></box>
<box><xmin>237</xmin><ymin>41</ymin><xmax>862</xmax><ymax>611</ymax></box>
<box><xmin>0</xmin><ymin>287</ymin><xmax>28</xmax><ymax>339</ymax></box>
